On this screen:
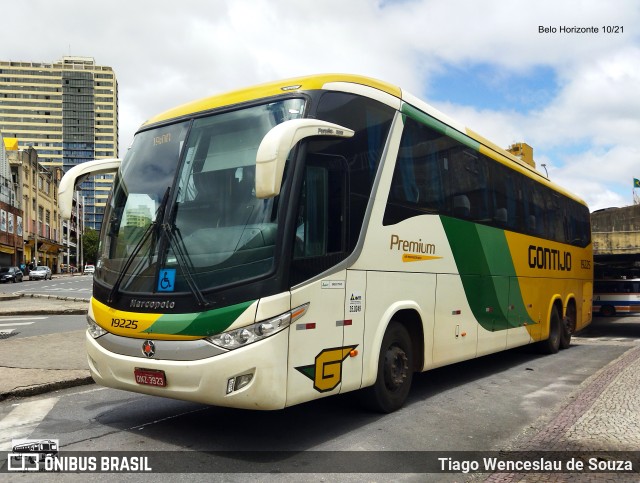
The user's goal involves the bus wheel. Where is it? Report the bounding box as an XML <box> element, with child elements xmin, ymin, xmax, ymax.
<box><xmin>600</xmin><ymin>305</ymin><xmax>615</xmax><ymax>317</ymax></box>
<box><xmin>559</xmin><ymin>316</ymin><xmax>572</xmax><ymax>349</ymax></box>
<box><xmin>362</xmin><ymin>322</ymin><xmax>413</xmax><ymax>413</ymax></box>
<box><xmin>540</xmin><ymin>307</ymin><xmax>561</xmax><ymax>354</ymax></box>
<box><xmin>560</xmin><ymin>305</ymin><xmax>576</xmax><ymax>350</ymax></box>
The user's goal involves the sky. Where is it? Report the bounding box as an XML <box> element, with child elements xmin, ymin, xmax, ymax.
<box><xmin>3</xmin><ymin>0</ymin><xmax>639</xmax><ymax>211</ymax></box>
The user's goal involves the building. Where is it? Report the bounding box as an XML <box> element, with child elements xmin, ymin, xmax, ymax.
<box><xmin>6</xmin><ymin>145</ymin><xmax>67</xmax><ymax>271</ymax></box>
<box><xmin>592</xmin><ymin>205</ymin><xmax>640</xmax><ymax>279</ymax></box>
<box><xmin>506</xmin><ymin>142</ymin><xmax>535</xmax><ymax>168</ymax></box>
<box><xmin>0</xmin><ymin>56</ymin><xmax>118</xmax><ymax>231</ymax></box>
<box><xmin>0</xmin><ymin>134</ymin><xmax>22</xmax><ymax>266</ymax></box>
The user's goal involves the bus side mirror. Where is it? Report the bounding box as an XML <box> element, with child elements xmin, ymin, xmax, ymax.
<box><xmin>255</xmin><ymin>119</ymin><xmax>354</xmax><ymax>198</ymax></box>
<box><xmin>58</xmin><ymin>158</ymin><xmax>122</xmax><ymax>219</ymax></box>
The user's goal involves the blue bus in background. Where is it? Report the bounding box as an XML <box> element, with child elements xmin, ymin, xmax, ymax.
<box><xmin>593</xmin><ymin>279</ymin><xmax>640</xmax><ymax>317</ymax></box>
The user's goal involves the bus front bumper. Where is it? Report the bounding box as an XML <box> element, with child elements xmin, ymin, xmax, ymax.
<box><xmin>85</xmin><ymin>329</ymin><xmax>289</xmax><ymax>410</ymax></box>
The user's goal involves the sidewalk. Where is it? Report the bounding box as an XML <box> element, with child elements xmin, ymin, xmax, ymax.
<box><xmin>0</xmin><ymin>293</ymin><xmax>92</xmax><ymax>400</ymax></box>
<box><xmin>1</xmin><ymin>295</ymin><xmax>639</xmax><ymax>480</ymax></box>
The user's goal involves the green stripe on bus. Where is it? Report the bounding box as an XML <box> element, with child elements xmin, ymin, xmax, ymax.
<box><xmin>143</xmin><ymin>300</ymin><xmax>256</xmax><ymax>337</ymax></box>
<box><xmin>441</xmin><ymin>216</ymin><xmax>532</xmax><ymax>331</ymax></box>
<box><xmin>401</xmin><ymin>103</ymin><xmax>480</xmax><ymax>152</ymax></box>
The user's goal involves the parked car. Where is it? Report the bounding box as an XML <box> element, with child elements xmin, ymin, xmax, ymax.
<box><xmin>29</xmin><ymin>265</ymin><xmax>52</xmax><ymax>280</ymax></box>
<box><xmin>84</xmin><ymin>264</ymin><xmax>95</xmax><ymax>274</ymax></box>
<box><xmin>0</xmin><ymin>266</ymin><xmax>24</xmax><ymax>283</ymax></box>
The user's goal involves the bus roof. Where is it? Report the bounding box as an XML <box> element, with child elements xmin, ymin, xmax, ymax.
<box><xmin>139</xmin><ymin>73</ymin><xmax>587</xmax><ymax>208</ymax></box>
<box><xmin>141</xmin><ymin>74</ymin><xmax>401</xmax><ymax>127</ymax></box>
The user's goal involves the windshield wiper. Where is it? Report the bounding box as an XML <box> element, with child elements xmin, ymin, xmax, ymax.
<box><xmin>108</xmin><ymin>187</ymin><xmax>171</xmax><ymax>304</ymax></box>
<box><xmin>163</xmin><ymin>224</ymin><xmax>211</xmax><ymax>308</ymax></box>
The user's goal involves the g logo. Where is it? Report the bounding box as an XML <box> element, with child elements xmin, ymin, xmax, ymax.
<box><xmin>296</xmin><ymin>345</ymin><xmax>357</xmax><ymax>393</ymax></box>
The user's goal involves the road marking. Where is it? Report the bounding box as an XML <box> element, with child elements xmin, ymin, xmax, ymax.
<box><xmin>0</xmin><ymin>397</ymin><xmax>59</xmax><ymax>450</ymax></box>
<box><xmin>0</xmin><ymin>317</ymin><xmax>47</xmax><ymax>322</ymax></box>
<box><xmin>0</xmin><ymin>322</ymin><xmax>35</xmax><ymax>327</ymax></box>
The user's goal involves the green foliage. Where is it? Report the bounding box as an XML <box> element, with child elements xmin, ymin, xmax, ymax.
<box><xmin>82</xmin><ymin>228</ymin><xmax>99</xmax><ymax>264</ymax></box>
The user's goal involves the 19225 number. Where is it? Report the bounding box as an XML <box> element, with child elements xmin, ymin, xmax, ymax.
<box><xmin>111</xmin><ymin>318</ymin><xmax>138</xmax><ymax>329</ymax></box>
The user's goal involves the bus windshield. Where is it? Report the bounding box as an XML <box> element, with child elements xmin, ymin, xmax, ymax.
<box><xmin>97</xmin><ymin>98</ymin><xmax>306</xmax><ymax>295</ymax></box>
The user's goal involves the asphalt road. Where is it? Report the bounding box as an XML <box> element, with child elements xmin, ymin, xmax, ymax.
<box><xmin>1</xmin><ymin>316</ymin><xmax>637</xmax><ymax>481</ymax></box>
<box><xmin>0</xmin><ymin>314</ymin><xmax>86</xmax><ymax>339</ymax></box>
<box><xmin>0</xmin><ymin>275</ymin><xmax>93</xmax><ymax>299</ymax></box>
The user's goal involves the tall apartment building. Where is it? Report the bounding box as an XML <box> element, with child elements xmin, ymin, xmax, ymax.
<box><xmin>0</xmin><ymin>56</ymin><xmax>118</xmax><ymax>231</ymax></box>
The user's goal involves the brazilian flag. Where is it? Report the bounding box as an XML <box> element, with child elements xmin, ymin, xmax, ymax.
<box><xmin>635</xmin><ymin>178</ymin><xmax>640</xmax><ymax>188</ymax></box>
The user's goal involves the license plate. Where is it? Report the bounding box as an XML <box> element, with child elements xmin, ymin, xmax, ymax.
<box><xmin>134</xmin><ymin>368</ymin><xmax>166</xmax><ymax>387</ymax></box>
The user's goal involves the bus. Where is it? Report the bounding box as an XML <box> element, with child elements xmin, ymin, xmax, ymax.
<box><xmin>58</xmin><ymin>74</ymin><xmax>593</xmax><ymax>412</ymax></box>
<box><xmin>593</xmin><ymin>279</ymin><xmax>640</xmax><ymax>316</ymax></box>
<box><xmin>12</xmin><ymin>439</ymin><xmax>58</xmax><ymax>463</ymax></box>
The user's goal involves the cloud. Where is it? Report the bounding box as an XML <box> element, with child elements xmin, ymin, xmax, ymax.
<box><xmin>3</xmin><ymin>0</ymin><xmax>639</xmax><ymax>210</ymax></box>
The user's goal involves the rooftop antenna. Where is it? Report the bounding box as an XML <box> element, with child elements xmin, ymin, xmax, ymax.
<box><xmin>541</xmin><ymin>163</ymin><xmax>548</xmax><ymax>177</ymax></box>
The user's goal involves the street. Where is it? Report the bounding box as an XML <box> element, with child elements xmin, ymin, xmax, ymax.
<box><xmin>0</xmin><ymin>314</ymin><xmax>638</xmax><ymax>481</ymax></box>
<box><xmin>0</xmin><ymin>314</ymin><xmax>86</xmax><ymax>340</ymax></box>
<box><xmin>0</xmin><ymin>274</ymin><xmax>92</xmax><ymax>299</ymax></box>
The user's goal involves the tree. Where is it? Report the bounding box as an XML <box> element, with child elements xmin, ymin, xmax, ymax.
<box><xmin>82</xmin><ymin>228</ymin><xmax>99</xmax><ymax>265</ymax></box>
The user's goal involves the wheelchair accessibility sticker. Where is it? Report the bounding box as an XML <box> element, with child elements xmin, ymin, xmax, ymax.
<box><xmin>157</xmin><ymin>269</ymin><xmax>176</xmax><ymax>292</ymax></box>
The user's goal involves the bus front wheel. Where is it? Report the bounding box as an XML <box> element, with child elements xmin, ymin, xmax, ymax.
<box><xmin>362</xmin><ymin>322</ymin><xmax>414</xmax><ymax>413</ymax></box>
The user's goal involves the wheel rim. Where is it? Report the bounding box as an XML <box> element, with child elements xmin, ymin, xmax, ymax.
<box><xmin>384</xmin><ymin>344</ymin><xmax>409</xmax><ymax>392</ymax></box>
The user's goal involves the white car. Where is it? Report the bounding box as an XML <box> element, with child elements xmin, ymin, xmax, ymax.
<box><xmin>29</xmin><ymin>265</ymin><xmax>52</xmax><ymax>280</ymax></box>
<box><xmin>84</xmin><ymin>264</ymin><xmax>95</xmax><ymax>274</ymax></box>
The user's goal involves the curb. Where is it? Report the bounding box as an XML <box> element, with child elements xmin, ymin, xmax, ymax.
<box><xmin>0</xmin><ymin>293</ymin><xmax>89</xmax><ymax>315</ymax></box>
<box><xmin>17</xmin><ymin>293</ymin><xmax>91</xmax><ymax>303</ymax></box>
<box><xmin>1</xmin><ymin>376</ymin><xmax>95</xmax><ymax>401</ymax></box>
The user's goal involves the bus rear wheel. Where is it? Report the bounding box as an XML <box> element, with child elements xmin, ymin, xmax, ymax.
<box><xmin>362</xmin><ymin>322</ymin><xmax>414</xmax><ymax>413</ymax></box>
<box><xmin>539</xmin><ymin>306</ymin><xmax>561</xmax><ymax>354</ymax></box>
<box><xmin>560</xmin><ymin>304</ymin><xmax>576</xmax><ymax>350</ymax></box>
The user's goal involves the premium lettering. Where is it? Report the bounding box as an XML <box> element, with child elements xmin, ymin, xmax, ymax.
<box><xmin>390</xmin><ymin>234</ymin><xmax>436</xmax><ymax>254</ymax></box>
<box><xmin>528</xmin><ymin>245</ymin><xmax>572</xmax><ymax>271</ymax></box>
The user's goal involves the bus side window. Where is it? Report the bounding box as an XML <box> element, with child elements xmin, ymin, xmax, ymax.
<box><xmin>383</xmin><ymin>117</ymin><xmax>447</xmax><ymax>225</ymax></box>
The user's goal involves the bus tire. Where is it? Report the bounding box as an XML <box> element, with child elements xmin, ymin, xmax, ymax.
<box><xmin>361</xmin><ymin>322</ymin><xmax>413</xmax><ymax>413</ymax></box>
<box><xmin>600</xmin><ymin>305</ymin><xmax>615</xmax><ymax>317</ymax></box>
<box><xmin>560</xmin><ymin>304</ymin><xmax>576</xmax><ymax>350</ymax></box>
<box><xmin>559</xmin><ymin>316</ymin><xmax>572</xmax><ymax>349</ymax></box>
<box><xmin>540</xmin><ymin>307</ymin><xmax>561</xmax><ymax>354</ymax></box>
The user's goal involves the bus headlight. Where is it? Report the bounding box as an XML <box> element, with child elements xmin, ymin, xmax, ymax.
<box><xmin>87</xmin><ymin>314</ymin><xmax>107</xmax><ymax>339</ymax></box>
<box><xmin>207</xmin><ymin>303</ymin><xmax>309</xmax><ymax>350</ymax></box>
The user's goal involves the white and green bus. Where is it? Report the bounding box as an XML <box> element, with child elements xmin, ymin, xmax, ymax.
<box><xmin>59</xmin><ymin>74</ymin><xmax>593</xmax><ymax>412</ymax></box>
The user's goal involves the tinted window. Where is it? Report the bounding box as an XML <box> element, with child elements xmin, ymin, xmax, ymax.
<box><xmin>384</xmin><ymin>115</ymin><xmax>591</xmax><ymax>247</ymax></box>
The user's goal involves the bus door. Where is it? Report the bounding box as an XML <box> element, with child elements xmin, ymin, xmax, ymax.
<box><xmin>433</xmin><ymin>274</ymin><xmax>479</xmax><ymax>366</ymax></box>
<box><xmin>286</xmin><ymin>156</ymin><xmax>357</xmax><ymax>406</ymax></box>
<box><xmin>507</xmin><ymin>277</ymin><xmax>539</xmax><ymax>345</ymax></box>
<box><xmin>473</xmin><ymin>275</ymin><xmax>509</xmax><ymax>357</ymax></box>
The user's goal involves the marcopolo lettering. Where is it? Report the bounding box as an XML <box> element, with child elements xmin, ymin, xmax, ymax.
<box><xmin>390</xmin><ymin>234</ymin><xmax>436</xmax><ymax>254</ymax></box>
<box><xmin>528</xmin><ymin>245</ymin><xmax>572</xmax><ymax>271</ymax></box>
<box><xmin>130</xmin><ymin>299</ymin><xmax>176</xmax><ymax>309</ymax></box>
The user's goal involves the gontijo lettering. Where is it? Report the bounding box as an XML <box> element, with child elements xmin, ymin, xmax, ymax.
<box><xmin>528</xmin><ymin>245</ymin><xmax>572</xmax><ymax>271</ymax></box>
